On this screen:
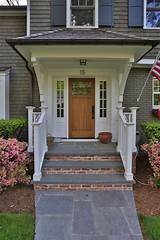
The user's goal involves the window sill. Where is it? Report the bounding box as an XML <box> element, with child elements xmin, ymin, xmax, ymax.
<box><xmin>67</xmin><ymin>26</ymin><xmax>98</xmax><ymax>29</ymax></box>
<box><xmin>143</xmin><ymin>26</ymin><xmax>160</xmax><ymax>30</ymax></box>
<box><xmin>152</xmin><ymin>106</ymin><xmax>160</xmax><ymax>110</ymax></box>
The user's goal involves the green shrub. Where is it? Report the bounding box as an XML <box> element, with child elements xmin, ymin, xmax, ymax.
<box><xmin>155</xmin><ymin>178</ymin><xmax>160</xmax><ymax>189</ymax></box>
<box><xmin>0</xmin><ymin>118</ymin><xmax>27</xmax><ymax>141</ymax></box>
<box><xmin>141</xmin><ymin>122</ymin><xmax>160</xmax><ymax>141</ymax></box>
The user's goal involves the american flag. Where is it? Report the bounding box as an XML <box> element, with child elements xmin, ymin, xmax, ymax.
<box><xmin>151</xmin><ymin>57</ymin><xmax>160</xmax><ymax>81</ymax></box>
<box><xmin>137</xmin><ymin>51</ymin><xmax>160</xmax><ymax>101</ymax></box>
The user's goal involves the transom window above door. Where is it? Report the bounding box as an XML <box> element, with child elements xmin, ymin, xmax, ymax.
<box><xmin>144</xmin><ymin>0</ymin><xmax>160</xmax><ymax>28</ymax></box>
<box><xmin>67</xmin><ymin>0</ymin><xmax>98</xmax><ymax>28</ymax></box>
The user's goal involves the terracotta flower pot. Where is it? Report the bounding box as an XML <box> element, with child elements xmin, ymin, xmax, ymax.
<box><xmin>99</xmin><ymin>132</ymin><xmax>112</xmax><ymax>144</ymax></box>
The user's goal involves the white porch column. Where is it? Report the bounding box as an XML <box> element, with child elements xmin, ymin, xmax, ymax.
<box><xmin>26</xmin><ymin>106</ymin><xmax>35</xmax><ymax>152</ymax></box>
<box><xmin>40</xmin><ymin>106</ymin><xmax>48</xmax><ymax>152</ymax></box>
<box><xmin>130</xmin><ymin>107</ymin><xmax>139</xmax><ymax>152</ymax></box>
<box><xmin>116</xmin><ymin>107</ymin><xmax>125</xmax><ymax>152</ymax></box>
<box><xmin>124</xmin><ymin>123</ymin><xmax>134</xmax><ymax>181</ymax></box>
<box><xmin>33</xmin><ymin>122</ymin><xmax>42</xmax><ymax>181</ymax></box>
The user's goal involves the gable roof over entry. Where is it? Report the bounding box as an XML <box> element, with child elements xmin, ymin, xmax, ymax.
<box><xmin>7</xmin><ymin>29</ymin><xmax>159</xmax><ymax>64</ymax></box>
<box><xmin>7</xmin><ymin>28</ymin><xmax>159</xmax><ymax>47</ymax></box>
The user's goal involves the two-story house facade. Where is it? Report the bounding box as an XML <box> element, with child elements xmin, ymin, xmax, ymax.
<box><xmin>0</xmin><ymin>1</ymin><xmax>159</xmax><ymax>182</ymax></box>
<box><xmin>1</xmin><ymin>4</ymin><xmax>160</xmax><ymax>239</ymax></box>
<box><xmin>7</xmin><ymin>0</ymin><xmax>159</xmax><ymax>140</ymax></box>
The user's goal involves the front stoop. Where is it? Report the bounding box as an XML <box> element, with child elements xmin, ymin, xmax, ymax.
<box><xmin>33</xmin><ymin>154</ymin><xmax>133</xmax><ymax>191</ymax></box>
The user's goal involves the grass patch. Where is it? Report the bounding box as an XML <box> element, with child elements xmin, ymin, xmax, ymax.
<box><xmin>140</xmin><ymin>215</ymin><xmax>160</xmax><ymax>240</ymax></box>
<box><xmin>0</xmin><ymin>213</ymin><xmax>34</xmax><ymax>240</ymax></box>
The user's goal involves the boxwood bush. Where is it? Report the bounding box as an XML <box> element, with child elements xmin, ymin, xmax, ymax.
<box><xmin>0</xmin><ymin>118</ymin><xmax>27</xmax><ymax>141</ymax></box>
<box><xmin>141</xmin><ymin>122</ymin><xmax>160</xmax><ymax>141</ymax></box>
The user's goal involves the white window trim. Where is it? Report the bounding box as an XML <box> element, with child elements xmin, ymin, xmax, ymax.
<box><xmin>152</xmin><ymin>78</ymin><xmax>160</xmax><ymax>109</ymax></box>
<box><xmin>143</xmin><ymin>0</ymin><xmax>160</xmax><ymax>29</ymax></box>
<box><xmin>66</xmin><ymin>0</ymin><xmax>98</xmax><ymax>28</ymax></box>
<box><xmin>0</xmin><ymin>69</ymin><xmax>10</xmax><ymax>119</ymax></box>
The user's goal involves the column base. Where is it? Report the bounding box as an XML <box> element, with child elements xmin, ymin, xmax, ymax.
<box><xmin>124</xmin><ymin>172</ymin><xmax>133</xmax><ymax>181</ymax></box>
<box><xmin>33</xmin><ymin>173</ymin><xmax>42</xmax><ymax>181</ymax></box>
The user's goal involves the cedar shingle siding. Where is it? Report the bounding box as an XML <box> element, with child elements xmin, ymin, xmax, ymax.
<box><xmin>0</xmin><ymin>14</ymin><xmax>32</xmax><ymax>118</ymax></box>
<box><xmin>30</xmin><ymin>0</ymin><xmax>51</xmax><ymax>33</ymax></box>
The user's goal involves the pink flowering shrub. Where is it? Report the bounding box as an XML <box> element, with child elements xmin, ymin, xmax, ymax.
<box><xmin>0</xmin><ymin>138</ymin><xmax>31</xmax><ymax>192</ymax></box>
<box><xmin>142</xmin><ymin>141</ymin><xmax>160</xmax><ymax>178</ymax></box>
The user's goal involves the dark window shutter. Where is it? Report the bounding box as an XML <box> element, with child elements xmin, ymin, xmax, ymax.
<box><xmin>51</xmin><ymin>0</ymin><xmax>66</xmax><ymax>26</ymax></box>
<box><xmin>128</xmin><ymin>0</ymin><xmax>143</xmax><ymax>27</ymax></box>
<box><xmin>99</xmin><ymin>0</ymin><xmax>113</xmax><ymax>27</ymax></box>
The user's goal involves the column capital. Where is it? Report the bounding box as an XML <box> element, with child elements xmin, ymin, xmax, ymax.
<box><xmin>117</xmin><ymin>106</ymin><xmax>125</xmax><ymax>110</ymax></box>
<box><xmin>39</xmin><ymin>106</ymin><xmax>48</xmax><ymax>110</ymax></box>
<box><xmin>129</xmin><ymin>107</ymin><xmax>140</xmax><ymax>111</ymax></box>
<box><xmin>26</xmin><ymin>106</ymin><xmax>35</xmax><ymax>110</ymax></box>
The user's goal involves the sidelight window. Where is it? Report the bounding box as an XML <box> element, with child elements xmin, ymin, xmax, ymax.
<box><xmin>99</xmin><ymin>80</ymin><xmax>107</xmax><ymax>118</ymax></box>
<box><xmin>56</xmin><ymin>80</ymin><xmax>64</xmax><ymax>118</ymax></box>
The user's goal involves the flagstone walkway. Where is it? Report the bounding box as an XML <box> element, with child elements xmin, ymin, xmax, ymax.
<box><xmin>35</xmin><ymin>190</ymin><xmax>143</xmax><ymax>240</ymax></box>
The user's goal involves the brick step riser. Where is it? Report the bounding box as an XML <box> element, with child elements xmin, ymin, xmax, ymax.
<box><xmin>43</xmin><ymin>168</ymin><xmax>124</xmax><ymax>175</ymax></box>
<box><xmin>34</xmin><ymin>183</ymin><xmax>132</xmax><ymax>191</ymax></box>
<box><xmin>46</xmin><ymin>155</ymin><xmax>121</xmax><ymax>161</ymax></box>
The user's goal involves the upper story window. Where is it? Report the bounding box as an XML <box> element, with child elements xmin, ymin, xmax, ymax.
<box><xmin>67</xmin><ymin>0</ymin><xmax>98</xmax><ymax>28</ymax></box>
<box><xmin>144</xmin><ymin>0</ymin><xmax>160</xmax><ymax>28</ymax></box>
<box><xmin>152</xmin><ymin>78</ymin><xmax>160</xmax><ymax>109</ymax></box>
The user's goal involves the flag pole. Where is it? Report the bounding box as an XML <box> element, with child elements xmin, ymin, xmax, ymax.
<box><xmin>137</xmin><ymin>51</ymin><xmax>160</xmax><ymax>102</ymax></box>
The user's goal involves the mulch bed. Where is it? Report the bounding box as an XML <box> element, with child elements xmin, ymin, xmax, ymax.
<box><xmin>0</xmin><ymin>185</ymin><xmax>34</xmax><ymax>213</ymax></box>
<box><xmin>134</xmin><ymin>153</ymin><xmax>160</xmax><ymax>216</ymax></box>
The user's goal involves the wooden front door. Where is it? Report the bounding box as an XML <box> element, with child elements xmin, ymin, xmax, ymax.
<box><xmin>69</xmin><ymin>78</ymin><xmax>95</xmax><ymax>138</ymax></box>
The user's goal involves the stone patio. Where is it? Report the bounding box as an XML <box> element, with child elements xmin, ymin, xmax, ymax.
<box><xmin>35</xmin><ymin>190</ymin><xmax>143</xmax><ymax>240</ymax></box>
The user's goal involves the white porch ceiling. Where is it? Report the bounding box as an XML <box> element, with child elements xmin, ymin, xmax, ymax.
<box><xmin>15</xmin><ymin>44</ymin><xmax>151</xmax><ymax>65</ymax></box>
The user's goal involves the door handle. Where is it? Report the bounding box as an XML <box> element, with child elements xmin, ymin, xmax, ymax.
<box><xmin>92</xmin><ymin>105</ymin><xmax>95</xmax><ymax>119</ymax></box>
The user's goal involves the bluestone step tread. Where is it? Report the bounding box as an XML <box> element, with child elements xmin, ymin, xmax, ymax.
<box><xmin>34</xmin><ymin>174</ymin><xmax>131</xmax><ymax>184</ymax></box>
<box><xmin>43</xmin><ymin>160</ymin><xmax>123</xmax><ymax>169</ymax></box>
<box><xmin>46</xmin><ymin>152</ymin><xmax>120</xmax><ymax>156</ymax></box>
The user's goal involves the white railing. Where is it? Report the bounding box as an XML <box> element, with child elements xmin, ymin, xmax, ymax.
<box><xmin>26</xmin><ymin>106</ymin><xmax>48</xmax><ymax>181</ymax></box>
<box><xmin>117</xmin><ymin>107</ymin><xmax>139</xmax><ymax>181</ymax></box>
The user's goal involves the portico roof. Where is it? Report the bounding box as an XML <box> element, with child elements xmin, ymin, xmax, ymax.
<box><xmin>7</xmin><ymin>28</ymin><xmax>159</xmax><ymax>47</ymax></box>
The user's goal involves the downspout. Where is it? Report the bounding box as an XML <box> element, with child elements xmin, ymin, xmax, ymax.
<box><xmin>27</xmin><ymin>0</ymin><xmax>30</xmax><ymax>36</ymax></box>
<box><xmin>26</xmin><ymin>0</ymin><xmax>34</xmax><ymax>107</ymax></box>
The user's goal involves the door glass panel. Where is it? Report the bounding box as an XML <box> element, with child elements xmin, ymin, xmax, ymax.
<box><xmin>72</xmin><ymin>80</ymin><xmax>92</xmax><ymax>95</ymax></box>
